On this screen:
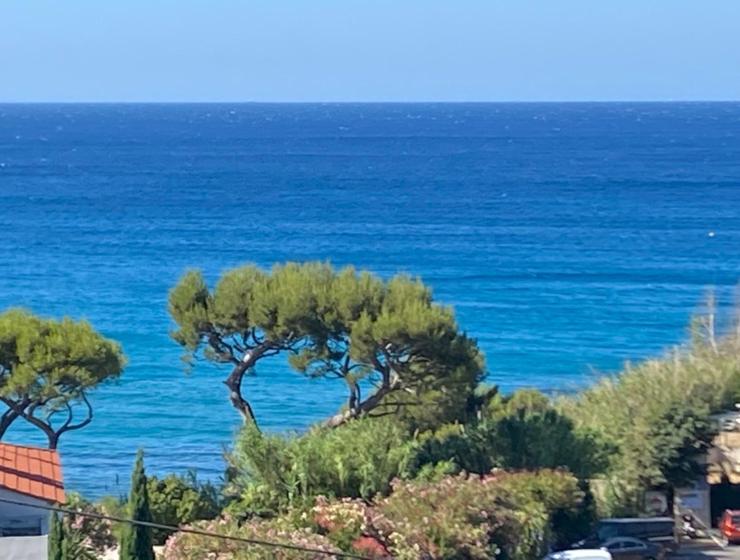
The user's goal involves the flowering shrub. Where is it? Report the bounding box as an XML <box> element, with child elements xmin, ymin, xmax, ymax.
<box><xmin>65</xmin><ymin>493</ymin><xmax>117</xmax><ymax>555</ymax></box>
<box><xmin>310</xmin><ymin>470</ymin><xmax>583</xmax><ymax>560</ymax></box>
<box><xmin>163</xmin><ymin>516</ymin><xmax>341</xmax><ymax>560</ymax></box>
<box><xmin>166</xmin><ymin>470</ymin><xmax>583</xmax><ymax>560</ymax></box>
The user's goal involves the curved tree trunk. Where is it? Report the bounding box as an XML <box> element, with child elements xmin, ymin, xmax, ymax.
<box><xmin>223</xmin><ymin>348</ymin><xmax>266</xmax><ymax>429</ymax></box>
<box><xmin>0</xmin><ymin>397</ymin><xmax>30</xmax><ymax>440</ymax></box>
<box><xmin>324</xmin><ymin>381</ymin><xmax>401</xmax><ymax>428</ymax></box>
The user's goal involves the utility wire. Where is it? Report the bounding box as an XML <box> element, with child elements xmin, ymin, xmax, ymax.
<box><xmin>0</xmin><ymin>497</ymin><xmax>378</xmax><ymax>559</ymax></box>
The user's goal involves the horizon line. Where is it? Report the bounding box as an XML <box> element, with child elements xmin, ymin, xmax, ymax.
<box><xmin>1</xmin><ymin>99</ymin><xmax>739</xmax><ymax>105</ymax></box>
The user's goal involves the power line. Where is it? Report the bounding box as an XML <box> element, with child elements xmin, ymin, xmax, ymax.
<box><xmin>0</xmin><ymin>497</ymin><xmax>378</xmax><ymax>559</ymax></box>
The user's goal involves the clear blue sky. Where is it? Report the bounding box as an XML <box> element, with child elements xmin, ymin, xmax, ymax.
<box><xmin>1</xmin><ymin>0</ymin><xmax>739</xmax><ymax>102</ymax></box>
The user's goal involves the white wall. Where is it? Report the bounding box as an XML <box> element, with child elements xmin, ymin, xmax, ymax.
<box><xmin>0</xmin><ymin>487</ymin><xmax>51</xmax><ymax>536</ymax></box>
<box><xmin>0</xmin><ymin>536</ymin><xmax>48</xmax><ymax>560</ymax></box>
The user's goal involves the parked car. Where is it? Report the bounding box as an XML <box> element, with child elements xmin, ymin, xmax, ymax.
<box><xmin>599</xmin><ymin>537</ymin><xmax>664</xmax><ymax>560</ymax></box>
<box><xmin>574</xmin><ymin>517</ymin><xmax>676</xmax><ymax>551</ymax></box>
<box><xmin>719</xmin><ymin>509</ymin><xmax>740</xmax><ymax>544</ymax></box>
<box><xmin>544</xmin><ymin>550</ymin><xmax>612</xmax><ymax>560</ymax></box>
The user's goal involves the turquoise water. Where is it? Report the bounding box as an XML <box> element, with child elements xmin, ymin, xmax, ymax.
<box><xmin>0</xmin><ymin>103</ymin><xmax>739</xmax><ymax>496</ymax></box>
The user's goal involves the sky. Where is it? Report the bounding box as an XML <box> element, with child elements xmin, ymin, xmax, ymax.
<box><xmin>1</xmin><ymin>0</ymin><xmax>739</xmax><ymax>102</ymax></box>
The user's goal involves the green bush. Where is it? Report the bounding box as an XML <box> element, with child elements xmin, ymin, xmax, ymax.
<box><xmin>228</xmin><ymin>417</ymin><xmax>416</xmax><ymax>513</ymax></box>
<box><xmin>163</xmin><ymin>516</ymin><xmax>340</xmax><ymax>560</ymax></box>
<box><xmin>147</xmin><ymin>473</ymin><xmax>221</xmax><ymax>545</ymax></box>
<box><xmin>562</xmin><ymin>315</ymin><xmax>740</xmax><ymax>515</ymax></box>
<box><xmin>411</xmin><ymin>389</ymin><xmax>608</xmax><ymax>480</ymax></box>
<box><xmin>165</xmin><ymin>470</ymin><xmax>586</xmax><ymax>560</ymax></box>
<box><xmin>64</xmin><ymin>493</ymin><xmax>117</xmax><ymax>555</ymax></box>
<box><xmin>310</xmin><ymin>470</ymin><xmax>586</xmax><ymax>560</ymax></box>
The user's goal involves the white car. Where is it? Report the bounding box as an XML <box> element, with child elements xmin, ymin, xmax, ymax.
<box><xmin>544</xmin><ymin>550</ymin><xmax>612</xmax><ymax>560</ymax></box>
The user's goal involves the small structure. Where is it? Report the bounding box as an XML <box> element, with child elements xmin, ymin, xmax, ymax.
<box><xmin>673</xmin><ymin>409</ymin><xmax>740</xmax><ymax>529</ymax></box>
<box><xmin>0</xmin><ymin>443</ymin><xmax>65</xmax><ymax>559</ymax></box>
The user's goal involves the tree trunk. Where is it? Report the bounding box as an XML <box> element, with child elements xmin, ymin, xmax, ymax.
<box><xmin>0</xmin><ymin>410</ymin><xmax>19</xmax><ymax>440</ymax></box>
<box><xmin>324</xmin><ymin>381</ymin><xmax>400</xmax><ymax>428</ymax></box>
<box><xmin>0</xmin><ymin>397</ymin><xmax>29</xmax><ymax>440</ymax></box>
<box><xmin>223</xmin><ymin>348</ymin><xmax>265</xmax><ymax>429</ymax></box>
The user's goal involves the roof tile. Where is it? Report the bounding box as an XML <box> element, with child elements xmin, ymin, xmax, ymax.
<box><xmin>0</xmin><ymin>443</ymin><xmax>65</xmax><ymax>503</ymax></box>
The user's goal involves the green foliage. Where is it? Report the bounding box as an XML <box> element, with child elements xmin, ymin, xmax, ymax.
<box><xmin>48</xmin><ymin>512</ymin><xmax>64</xmax><ymax>560</ymax></box>
<box><xmin>411</xmin><ymin>389</ymin><xmax>608</xmax><ymax>480</ymax></box>
<box><xmin>147</xmin><ymin>472</ymin><xmax>221</xmax><ymax>545</ymax></box>
<box><xmin>562</xmin><ymin>314</ymin><xmax>740</xmax><ymax>515</ymax></box>
<box><xmin>168</xmin><ymin>262</ymin><xmax>484</xmax><ymax>429</ymax></box>
<box><xmin>0</xmin><ymin>308</ymin><xmax>125</xmax><ymax>447</ymax></box>
<box><xmin>163</xmin><ymin>516</ymin><xmax>340</xmax><ymax>560</ymax></box>
<box><xmin>411</xmin><ymin>422</ymin><xmax>495</xmax><ymax>477</ymax></box>
<box><xmin>65</xmin><ymin>492</ymin><xmax>117</xmax><ymax>554</ymax></box>
<box><xmin>482</xmin><ymin>389</ymin><xmax>609</xmax><ymax>478</ymax></box>
<box><xmin>229</xmin><ymin>417</ymin><xmax>416</xmax><ymax>513</ymax></box>
<box><xmin>48</xmin><ymin>511</ymin><xmax>98</xmax><ymax>560</ymax></box>
<box><xmin>119</xmin><ymin>450</ymin><xmax>155</xmax><ymax>560</ymax></box>
<box><xmin>311</xmin><ymin>470</ymin><xmax>585</xmax><ymax>560</ymax></box>
<box><xmin>165</xmin><ymin>471</ymin><xmax>584</xmax><ymax>560</ymax></box>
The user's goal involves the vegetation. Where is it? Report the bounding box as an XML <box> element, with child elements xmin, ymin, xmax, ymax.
<box><xmin>562</xmin><ymin>311</ymin><xmax>740</xmax><ymax>515</ymax></box>
<box><xmin>168</xmin><ymin>263</ymin><xmax>484</xmax><ymax>429</ymax></box>
<box><xmin>411</xmin><ymin>389</ymin><xmax>608</xmax><ymax>480</ymax></box>
<box><xmin>48</xmin><ymin>510</ymin><xmax>98</xmax><ymax>560</ymax></box>
<box><xmin>19</xmin><ymin>263</ymin><xmax>740</xmax><ymax>558</ymax></box>
<box><xmin>147</xmin><ymin>473</ymin><xmax>221</xmax><ymax>545</ymax></box>
<box><xmin>0</xmin><ymin>309</ymin><xmax>125</xmax><ymax>448</ymax></box>
<box><xmin>65</xmin><ymin>493</ymin><xmax>117</xmax><ymax>554</ymax></box>
<box><xmin>119</xmin><ymin>450</ymin><xmax>155</xmax><ymax>560</ymax></box>
<box><xmin>48</xmin><ymin>513</ymin><xmax>64</xmax><ymax>560</ymax></box>
<box><xmin>166</xmin><ymin>470</ymin><xmax>584</xmax><ymax>560</ymax></box>
<box><xmin>163</xmin><ymin>517</ymin><xmax>341</xmax><ymax>560</ymax></box>
<box><xmin>229</xmin><ymin>418</ymin><xmax>416</xmax><ymax>513</ymax></box>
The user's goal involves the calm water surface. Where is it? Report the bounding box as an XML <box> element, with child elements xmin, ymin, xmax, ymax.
<box><xmin>0</xmin><ymin>103</ymin><xmax>738</xmax><ymax>495</ymax></box>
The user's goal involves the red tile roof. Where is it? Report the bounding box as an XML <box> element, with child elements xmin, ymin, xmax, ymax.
<box><xmin>0</xmin><ymin>443</ymin><xmax>65</xmax><ymax>503</ymax></box>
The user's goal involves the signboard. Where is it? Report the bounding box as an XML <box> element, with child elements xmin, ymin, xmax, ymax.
<box><xmin>644</xmin><ymin>491</ymin><xmax>669</xmax><ymax>516</ymax></box>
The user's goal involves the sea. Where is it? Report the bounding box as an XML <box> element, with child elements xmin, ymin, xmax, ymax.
<box><xmin>0</xmin><ymin>103</ymin><xmax>738</xmax><ymax>497</ymax></box>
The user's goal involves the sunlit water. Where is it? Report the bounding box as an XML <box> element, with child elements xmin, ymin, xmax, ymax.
<box><xmin>0</xmin><ymin>103</ymin><xmax>738</xmax><ymax>496</ymax></box>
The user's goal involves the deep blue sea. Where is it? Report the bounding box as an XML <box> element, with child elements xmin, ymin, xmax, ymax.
<box><xmin>0</xmin><ymin>103</ymin><xmax>739</xmax><ymax>497</ymax></box>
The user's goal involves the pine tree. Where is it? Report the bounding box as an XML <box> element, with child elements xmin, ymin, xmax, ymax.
<box><xmin>48</xmin><ymin>512</ymin><xmax>64</xmax><ymax>560</ymax></box>
<box><xmin>119</xmin><ymin>450</ymin><xmax>155</xmax><ymax>560</ymax></box>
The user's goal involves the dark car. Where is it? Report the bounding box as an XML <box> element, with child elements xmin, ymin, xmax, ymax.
<box><xmin>600</xmin><ymin>537</ymin><xmax>664</xmax><ymax>560</ymax></box>
<box><xmin>574</xmin><ymin>518</ymin><xmax>676</xmax><ymax>551</ymax></box>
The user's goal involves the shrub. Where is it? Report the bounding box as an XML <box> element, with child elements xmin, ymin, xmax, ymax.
<box><xmin>228</xmin><ymin>417</ymin><xmax>416</xmax><ymax>513</ymax></box>
<box><xmin>167</xmin><ymin>470</ymin><xmax>586</xmax><ymax>560</ymax></box>
<box><xmin>64</xmin><ymin>493</ymin><xmax>117</xmax><ymax>555</ymax></box>
<box><xmin>163</xmin><ymin>516</ymin><xmax>341</xmax><ymax>560</ymax></box>
<box><xmin>147</xmin><ymin>472</ymin><xmax>222</xmax><ymax>545</ymax></box>
<box><xmin>562</xmin><ymin>312</ymin><xmax>740</xmax><ymax>515</ymax></box>
<box><xmin>411</xmin><ymin>389</ymin><xmax>608</xmax><ymax>480</ymax></box>
<box><xmin>311</xmin><ymin>470</ymin><xmax>585</xmax><ymax>560</ymax></box>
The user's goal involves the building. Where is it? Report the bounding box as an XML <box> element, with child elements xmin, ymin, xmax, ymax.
<box><xmin>0</xmin><ymin>443</ymin><xmax>65</xmax><ymax>559</ymax></box>
<box><xmin>673</xmin><ymin>409</ymin><xmax>740</xmax><ymax>529</ymax></box>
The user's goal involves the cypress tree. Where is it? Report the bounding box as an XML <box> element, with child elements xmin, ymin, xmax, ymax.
<box><xmin>119</xmin><ymin>450</ymin><xmax>155</xmax><ymax>560</ymax></box>
<box><xmin>48</xmin><ymin>512</ymin><xmax>64</xmax><ymax>560</ymax></box>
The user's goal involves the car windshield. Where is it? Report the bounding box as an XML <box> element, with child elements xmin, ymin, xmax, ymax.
<box><xmin>597</xmin><ymin>520</ymin><xmax>673</xmax><ymax>540</ymax></box>
<box><xmin>732</xmin><ymin>516</ymin><xmax>740</xmax><ymax>525</ymax></box>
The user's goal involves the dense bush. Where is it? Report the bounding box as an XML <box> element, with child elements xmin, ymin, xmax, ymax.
<box><xmin>64</xmin><ymin>493</ymin><xmax>117</xmax><ymax>555</ymax></box>
<box><xmin>228</xmin><ymin>417</ymin><xmax>416</xmax><ymax>513</ymax></box>
<box><xmin>373</xmin><ymin>470</ymin><xmax>584</xmax><ymax>560</ymax></box>
<box><xmin>562</xmin><ymin>314</ymin><xmax>740</xmax><ymax>515</ymax></box>
<box><xmin>165</xmin><ymin>470</ymin><xmax>585</xmax><ymax>560</ymax></box>
<box><xmin>163</xmin><ymin>516</ymin><xmax>340</xmax><ymax>560</ymax></box>
<box><xmin>147</xmin><ymin>473</ymin><xmax>222</xmax><ymax>545</ymax></box>
<box><xmin>411</xmin><ymin>389</ymin><xmax>608</xmax><ymax>480</ymax></box>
